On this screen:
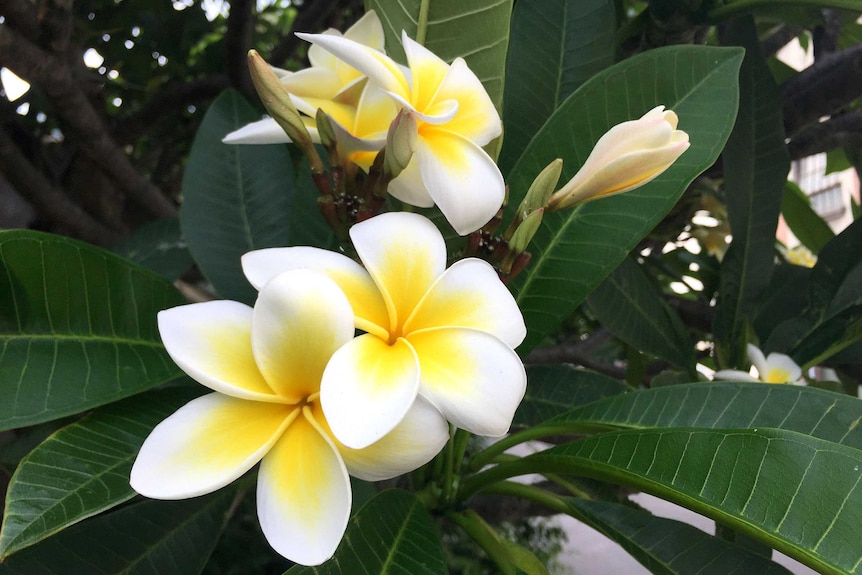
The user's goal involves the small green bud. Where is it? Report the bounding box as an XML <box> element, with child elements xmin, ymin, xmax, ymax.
<box><xmin>517</xmin><ymin>159</ymin><xmax>562</xmax><ymax>217</ymax></box>
<box><xmin>384</xmin><ymin>109</ymin><xmax>417</xmax><ymax>179</ymax></box>
<box><xmin>247</xmin><ymin>50</ymin><xmax>312</xmax><ymax>146</ymax></box>
<box><xmin>508</xmin><ymin>207</ymin><xmax>544</xmax><ymax>256</ymax></box>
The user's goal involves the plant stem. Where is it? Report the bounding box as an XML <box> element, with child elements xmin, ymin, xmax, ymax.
<box><xmin>445</xmin><ymin>510</ymin><xmax>516</xmax><ymax>575</ymax></box>
<box><xmin>708</xmin><ymin>0</ymin><xmax>862</xmax><ymax>20</ymax></box>
<box><xmin>416</xmin><ymin>0</ymin><xmax>431</xmax><ymax>45</ymax></box>
<box><xmin>469</xmin><ymin>422</ymin><xmax>585</xmax><ymax>472</ymax></box>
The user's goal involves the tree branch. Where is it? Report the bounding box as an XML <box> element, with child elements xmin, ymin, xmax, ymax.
<box><xmin>0</xmin><ymin>26</ymin><xmax>178</xmax><ymax>218</ymax></box>
<box><xmin>225</xmin><ymin>0</ymin><xmax>256</xmax><ymax>101</ymax></box>
<box><xmin>787</xmin><ymin>110</ymin><xmax>862</xmax><ymax>161</ymax></box>
<box><xmin>0</xmin><ymin>0</ymin><xmax>41</xmax><ymax>42</ymax></box>
<box><xmin>269</xmin><ymin>0</ymin><xmax>343</xmax><ymax>66</ymax></box>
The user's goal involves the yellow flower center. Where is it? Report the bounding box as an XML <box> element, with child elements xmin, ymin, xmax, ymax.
<box><xmin>763</xmin><ymin>368</ymin><xmax>791</xmax><ymax>384</ymax></box>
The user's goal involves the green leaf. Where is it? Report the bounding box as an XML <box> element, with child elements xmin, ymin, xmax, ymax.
<box><xmin>110</xmin><ymin>218</ymin><xmax>194</xmax><ymax>281</ymax></box>
<box><xmin>286</xmin><ymin>489</ymin><xmax>447</xmax><ymax>575</ymax></box>
<box><xmin>569</xmin><ymin>499</ymin><xmax>793</xmax><ymax>575</ymax></box>
<box><xmin>766</xmin><ymin>217</ymin><xmax>862</xmax><ymax>366</ymax></box>
<box><xmin>752</xmin><ymin>264</ymin><xmax>812</xmax><ymax>345</ymax></box>
<box><xmin>548</xmin><ymin>381</ymin><xmax>862</xmax><ymax>449</ymax></box>
<box><xmin>713</xmin><ymin>18</ymin><xmax>791</xmax><ymax>368</ymax></box>
<box><xmin>0</xmin><ymin>230</ymin><xmax>184</xmax><ymax>432</ymax></box>
<box><xmin>0</xmin><ymin>387</ymin><xmax>201</xmax><ymax>559</ymax></box>
<box><xmin>479</xmin><ymin>428</ymin><xmax>862</xmax><ymax>575</ymax></box>
<box><xmin>506</xmin><ymin>45</ymin><xmax>743</xmax><ymax>353</ymax></box>
<box><xmin>513</xmin><ymin>365</ymin><xmax>628</xmax><ymax>427</ymax></box>
<box><xmin>587</xmin><ymin>256</ymin><xmax>696</xmax><ymax>371</ymax></box>
<box><xmin>781</xmin><ymin>182</ymin><xmax>834</xmax><ymax>255</ymax></box>
<box><xmin>0</xmin><ymin>491</ymin><xmax>234</xmax><ymax>575</ymax></box>
<box><xmin>497</xmin><ymin>0</ymin><xmax>616</xmax><ymax>175</ymax></box>
<box><xmin>181</xmin><ymin>89</ymin><xmax>333</xmax><ymax>304</ymax></box>
<box><xmin>365</xmin><ymin>0</ymin><xmax>513</xmax><ymax>111</ymax></box>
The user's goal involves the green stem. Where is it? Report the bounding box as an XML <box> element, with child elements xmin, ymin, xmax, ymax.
<box><xmin>445</xmin><ymin>510</ymin><xmax>516</xmax><ymax>575</ymax></box>
<box><xmin>453</xmin><ymin>428</ymin><xmax>470</xmax><ymax>473</ymax></box>
<box><xmin>708</xmin><ymin>0</ymin><xmax>862</xmax><ymax>20</ymax></box>
<box><xmin>469</xmin><ymin>422</ymin><xmax>595</xmax><ymax>472</ymax></box>
<box><xmin>442</xmin><ymin>424</ymin><xmax>457</xmax><ymax>503</ymax></box>
<box><xmin>415</xmin><ymin>0</ymin><xmax>431</xmax><ymax>45</ymax></box>
<box><xmin>483</xmin><ymin>481</ymin><xmax>577</xmax><ymax>517</ymax></box>
<box><xmin>545</xmin><ymin>473</ymin><xmax>594</xmax><ymax>500</ymax></box>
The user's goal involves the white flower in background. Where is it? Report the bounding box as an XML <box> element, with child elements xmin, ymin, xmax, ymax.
<box><xmin>714</xmin><ymin>343</ymin><xmax>803</xmax><ymax>384</ymax></box>
<box><xmin>548</xmin><ymin>106</ymin><xmax>690</xmax><ymax>210</ymax></box>
<box><xmin>297</xmin><ymin>30</ymin><xmax>505</xmax><ymax>235</ymax></box>
<box><xmin>130</xmin><ymin>269</ymin><xmax>448</xmax><ymax>566</ymax></box>
<box><xmin>243</xmin><ymin>212</ymin><xmax>527</xmax><ymax>449</ymax></box>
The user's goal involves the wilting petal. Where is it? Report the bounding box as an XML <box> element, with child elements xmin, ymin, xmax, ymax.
<box><xmin>320</xmin><ymin>333</ymin><xmax>420</xmax><ymax>449</ymax></box>
<box><xmin>223</xmin><ymin>118</ymin><xmax>292</xmax><ymax>145</ymax></box>
<box><xmin>713</xmin><ymin>369</ymin><xmax>759</xmax><ymax>382</ymax></box>
<box><xmin>409</xmin><ymin>327</ymin><xmax>526</xmax><ymax>436</ymax></box>
<box><xmin>252</xmin><ymin>270</ymin><xmax>355</xmax><ymax>400</ymax></box>
<box><xmin>158</xmin><ymin>301</ymin><xmax>279</xmax><ymax>401</ymax></box>
<box><xmin>761</xmin><ymin>353</ymin><xmax>802</xmax><ymax>384</ymax></box>
<box><xmin>296</xmin><ymin>32</ymin><xmax>410</xmax><ymax>100</ymax></box>
<box><xmin>406</xmin><ymin>258</ymin><xmax>525</xmax><ymax>347</ymax></box>
<box><xmin>131</xmin><ymin>393</ymin><xmax>295</xmax><ymax>498</ymax></box>
<box><xmin>242</xmin><ymin>247</ymin><xmax>390</xmax><ymax>339</ymax></box>
<box><xmin>416</xmin><ymin>129</ymin><xmax>505</xmax><ymax>235</ymax></box>
<box><xmin>326</xmin><ymin>397</ymin><xmax>448</xmax><ymax>481</ymax></box>
<box><xmin>257</xmin><ymin>408</ymin><xmax>350</xmax><ymax>566</ymax></box>
<box><xmin>387</xmin><ymin>158</ymin><xmax>435</xmax><ymax>207</ymax></box>
<box><xmin>430</xmin><ymin>57</ymin><xmax>501</xmax><ymax>145</ymax></box>
<box><xmin>350</xmin><ymin>212</ymin><xmax>447</xmax><ymax>329</ymax></box>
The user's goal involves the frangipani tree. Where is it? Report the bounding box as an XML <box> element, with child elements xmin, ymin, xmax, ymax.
<box><xmin>1</xmin><ymin>1</ymin><xmax>862</xmax><ymax>574</ymax></box>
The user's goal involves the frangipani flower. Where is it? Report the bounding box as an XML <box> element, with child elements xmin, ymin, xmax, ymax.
<box><xmin>297</xmin><ymin>30</ymin><xmax>505</xmax><ymax>235</ymax></box>
<box><xmin>548</xmin><ymin>106</ymin><xmax>690</xmax><ymax>210</ymax></box>
<box><xmin>714</xmin><ymin>344</ymin><xmax>803</xmax><ymax>384</ymax></box>
<box><xmin>243</xmin><ymin>212</ymin><xmax>527</xmax><ymax>449</ymax></box>
<box><xmin>223</xmin><ymin>9</ymin><xmax>397</xmax><ymax>164</ymax></box>
<box><xmin>130</xmin><ymin>269</ymin><xmax>448</xmax><ymax>565</ymax></box>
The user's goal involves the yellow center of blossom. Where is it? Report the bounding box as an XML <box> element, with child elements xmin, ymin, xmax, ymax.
<box><xmin>763</xmin><ymin>368</ymin><xmax>791</xmax><ymax>384</ymax></box>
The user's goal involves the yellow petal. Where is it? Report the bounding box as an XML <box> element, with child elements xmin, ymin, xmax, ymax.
<box><xmin>350</xmin><ymin>212</ymin><xmax>447</xmax><ymax>330</ymax></box>
<box><xmin>320</xmin><ymin>333</ymin><xmax>420</xmax><ymax>449</ymax></box>
<box><xmin>405</xmin><ymin>258</ymin><xmax>526</xmax><ymax>347</ymax></box>
<box><xmin>252</xmin><ymin>270</ymin><xmax>355</xmax><ymax>401</ymax></box>
<box><xmin>408</xmin><ymin>327</ymin><xmax>526</xmax><ymax>436</ymax></box>
<box><xmin>130</xmin><ymin>393</ymin><xmax>295</xmax><ymax>498</ymax></box>
<box><xmin>158</xmin><ymin>302</ymin><xmax>280</xmax><ymax>401</ymax></box>
<box><xmin>257</xmin><ymin>407</ymin><xmax>350</xmax><ymax>566</ymax></box>
<box><xmin>400</xmin><ymin>33</ymin><xmax>450</xmax><ymax>113</ymax></box>
<box><xmin>426</xmin><ymin>56</ymin><xmax>501</xmax><ymax>145</ymax></box>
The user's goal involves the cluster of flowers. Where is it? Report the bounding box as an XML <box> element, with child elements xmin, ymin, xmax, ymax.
<box><xmin>131</xmin><ymin>11</ymin><xmax>692</xmax><ymax>567</ymax></box>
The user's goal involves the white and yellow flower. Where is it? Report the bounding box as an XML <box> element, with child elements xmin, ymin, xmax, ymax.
<box><xmin>130</xmin><ymin>269</ymin><xmax>448</xmax><ymax>566</ymax></box>
<box><xmin>548</xmin><ymin>106</ymin><xmax>690</xmax><ymax>210</ymax></box>
<box><xmin>714</xmin><ymin>343</ymin><xmax>803</xmax><ymax>384</ymax></box>
<box><xmin>243</xmin><ymin>212</ymin><xmax>527</xmax><ymax>449</ymax></box>
<box><xmin>297</xmin><ymin>30</ymin><xmax>505</xmax><ymax>235</ymax></box>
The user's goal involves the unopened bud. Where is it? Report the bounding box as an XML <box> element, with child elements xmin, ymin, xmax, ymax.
<box><xmin>505</xmin><ymin>159</ymin><xmax>562</xmax><ymax>241</ymax></box>
<box><xmin>384</xmin><ymin>109</ymin><xmax>417</xmax><ymax>179</ymax></box>
<box><xmin>247</xmin><ymin>50</ymin><xmax>312</xmax><ymax>147</ymax></box>
<box><xmin>548</xmin><ymin>106</ymin><xmax>690</xmax><ymax>211</ymax></box>
<box><xmin>508</xmin><ymin>208</ymin><xmax>543</xmax><ymax>256</ymax></box>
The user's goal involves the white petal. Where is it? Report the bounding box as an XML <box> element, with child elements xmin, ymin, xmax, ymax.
<box><xmin>406</xmin><ymin>258</ymin><xmax>526</xmax><ymax>348</ymax></box>
<box><xmin>320</xmin><ymin>333</ymin><xmax>420</xmax><ymax>449</ymax></box>
<box><xmin>241</xmin><ymin>247</ymin><xmax>390</xmax><ymax>338</ymax></box>
<box><xmin>344</xmin><ymin>10</ymin><xmax>385</xmax><ymax>51</ymax></box>
<box><xmin>333</xmin><ymin>397</ymin><xmax>448</xmax><ymax>481</ymax></box>
<box><xmin>158</xmin><ymin>302</ymin><xmax>280</xmax><ymax>401</ymax></box>
<box><xmin>429</xmin><ymin>57</ymin><xmax>501</xmax><ymax>145</ymax></box>
<box><xmin>713</xmin><ymin>369</ymin><xmax>759</xmax><ymax>382</ymax></box>
<box><xmin>762</xmin><ymin>353</ymin><xmax>802</xmax><ymax>383</ymax></box>
<box><xmin>257</xmin><ymin>408</ymin><xmax>350</xmax><ymax>566</ymax></box>
<box><xmin>387</xmin><ymin>157</ymin><xmax>435</xmax><ymax>207</ymax></box>
<box><xmin>252</xmin><ymin>270</ymin><xmax>355</xmax><ymax>401</ymax></box>
<box><xmin>281</xmin><ymin>67</ymin><xmax>343</xmax><ymax>102</ymax></box>
<box><xmin>416</xmin><ymin>129</ymin><xmax>505</xmax><ymax>235</ymax></box>
<box><xmin>131</xmin><ymin>393</ymin><xmax>295</xmax><ymax>499</ymax></box>
<box><xmin>223</xmin><ymin>118</ymin><xmax>291</xmax><ymax>145</ymax></box>
<box><xmin>746</xmin><ymin>344</ymin><xmax>769</xmax><ymax>377</ymax></box>
<box><xmin>400</xmin><ymin>33</ymin><xmax>450</xmax><ymax>112</ymax></box>
<box><xmin>408</xmin><ymin>327</ymin><xmax>526</xmax><ymax>436</ymax></box>
<box><xmin>350</xmin><ymin>212</ymin><xmax>447</xmax><ymax>329</ymax></box>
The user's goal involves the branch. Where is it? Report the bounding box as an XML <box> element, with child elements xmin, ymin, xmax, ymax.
<box><xmin>782</xmin><ymin>41</ymin><xmax>862</xmax><ymax>137</ymax></box>
<box><xmin>269</xmin><ymin>0</ymin><xmax>343</xmax><ymax>66</ymax></box>
<box><xmin>787</xmin><ymin>110</ymin><xmax>862</xmax><ymax>161</ymax></box>
<box><xmin>0</xmin><ymin>125</ymin><xmax>122</xmax><ymax>245</ymax></box>
<box><xmin>0</xmin><ymin>0</ymin><xmax>40</xmax><ymax>42</ymax></box>
<box><xmin>0</xmin><ymin>26</ymin><xmax>178</xmax><ymax>218</ymax></box>
<box><xmin>225</xmin><ymin>0</ymin><xmax>256</xmax><ymax>101</ymax></box>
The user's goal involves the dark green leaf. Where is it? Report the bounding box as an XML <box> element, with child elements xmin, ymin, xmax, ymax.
<box><xmin>0</xmin><ymin>387</ymin><xmax>201</xmax><ymax>558</ymax></box>
<box><xmin>713</xmin><ymin>18</ymin><xmax>791</xmax><ymax>369</ymax></box>
<box><xmin>181</xmin><ymin>89</ymin><xmax>333</xmax><ymax>304</ymax></box>
<box><xmin>781</xmin><ymin>182</ymin><xmax>834</xmax><ymax>254</ymax></box>
<box><xmin>0</xmin><ymin>491</ymin><xmax>235</xmax><ymax>574</ymax></box>
<box><xmin>497</xmin><ymin>0</ymin><xmax>616</xmax><ymax>175</ymax></box>
<box><xmin>569</xmin><ymin>499</ymin><xmax>793</xmax><ymax>575</ymax></box>
<box><xmin>485</xmin><ymin>428</ymin><xmax>862</xmax><ymax>575</ymax></box>
<box><xmin>550</xmin><ymin>381</ymin><xmax>862</xmax><ymax>449</ymax></box>
<box><xmin>286</xmin><ymin>489</ymin><xmax>447</xmax><ymax>575</ymax></box>
<box><xmin>513</xmin><ymin>365</ymin><xmax>628</xmax><ymax>427</ymax></box>
<box><xmin>752</xmin><ymin>264</ymin><xmax>812</xmax><ymax>345</ymax></box>
<box><xmin>0</xmin><ymin>230</ymin><xmax>184</xmax><ymax>431</ymax></box>
<box><xmin>365</xmin><ymin>0</ymin><xmax>512</xmax><ymax>111</ymax></box>
<box><xmin>587</xmin><ymin>256</ymin><xmax>696</xmax><ymax>371</ymax></box>
<box><xmin>506</xmin><ymin>45</ymin><xmax>743</xmax><ymax>353</ymax></box>
<box><xmin>110</xmin><ymin>218</ymin><xmax>194</xmax><ymax>281</ymax></box>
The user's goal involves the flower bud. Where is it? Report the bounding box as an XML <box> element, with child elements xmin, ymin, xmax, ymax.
<box><xmin>383</xmin><ymin>109</ymin><xmax>417</xmax><ymax>180</ymax></box>
<box><xmin>548</xmin><ymin>106</ymin><xmax>690</xmax><ymax>211</ymax></box>
<box><xmin>504</xmin><ymin>159</ymin><xmax>562</xmax><ymax>241</ymax></box>
<box><xmin>247</xmin><ymin>50</ymin><xmax>312</xmax><ymax>147</ymax></box>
